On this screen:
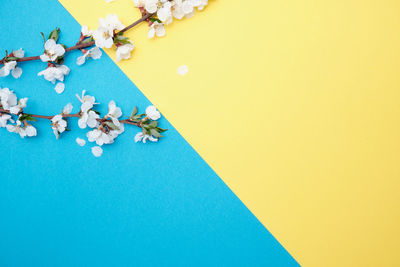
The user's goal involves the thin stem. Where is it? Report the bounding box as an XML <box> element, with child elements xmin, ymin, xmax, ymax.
<box><xmin>119</xmin><ymin>12</ymin><xmax>153</xmax><ymax>34</ymax></box>
<box><xmin>1</xmin><ymin>13</ymin><xmax>154</xmax><ymax>65</ymax></box>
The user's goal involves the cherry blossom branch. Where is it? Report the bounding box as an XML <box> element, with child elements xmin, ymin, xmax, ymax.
<box><xmin>0</xmin><ymin>13</ymin><xmax>154</xmax><ymax>66</ymax></box>
<box><xmin>0</xmin><ymin>108</ymin><xmax>141</xmax><ymax>126</ymax></box>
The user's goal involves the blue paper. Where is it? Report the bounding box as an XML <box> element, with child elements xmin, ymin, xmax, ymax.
<box><xmin>0</xmin><ymin>1</ymin><xmax>297</xmax><ymax>266</ymax></box>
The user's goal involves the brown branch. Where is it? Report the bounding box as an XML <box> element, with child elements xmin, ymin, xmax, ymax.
<box><xmin>119</xmin><ymin>12</ymin><xmax>153</xmax><ymax>34</ymax></box>
<box><xmin>1</xmin><ymin>13</ymin><xmax>154</xmax><ymax>65</ymax></box>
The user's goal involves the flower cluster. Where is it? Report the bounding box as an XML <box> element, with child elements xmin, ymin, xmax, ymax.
<box><xmin>0</xmin><ymin>49</ymin><xmax>25</xmax><ymax>78</ymax></box>
<box><xmin>37</xmin><ymin>27</ymin><xmax>103</xmax><ymax>94</ymax></box>
<box><xmin>0</xmin><ymin>87</ymin><xmax>37</xmax><ymax>138</ymax></box>
<box><xmin>0</xmin><ymin>1</ymin><xmax>210</xmax><ymax>96</ymax></box>
<box><xmin>133</xmin><ymin>0</ymin><xmax>208</xmax><ymax>38</ymax></box>
<box><xmin>88</xmin><ymin>14</ymin><xmax>135</xmax><ymax>62</ymax></box>
<box><xmin>0</xmin><ymin>86</ymin><xmax>166</xmax><ymax>157</ymax></box>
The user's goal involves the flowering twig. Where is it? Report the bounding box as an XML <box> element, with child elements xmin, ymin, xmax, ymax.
<box><xmin>0</xmin><ymin>108</ymin><xmax>141</xmax><ymax>126</ymax></box>
<box><xmin>0</xmin><ymin>88</ymin><xmax>166</xmax><ymax>157</ymax></box>
<box><xmin>0</xmin><ymin>13</ymin><xmax>153</xmax><ymax>66</ymax></box>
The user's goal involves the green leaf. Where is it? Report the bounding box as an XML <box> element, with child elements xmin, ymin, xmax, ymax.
<box><xmin>149</xmin><ymin>17</ymin><xmax>162</xmax><ymax>24</ymax></box>
<box><xmin>149</xmin><ymin>121</ymin><xmax>158</xmax><ymax>128</ymax></box>
<box><xmin>150</xmin><ymin>128</ymin><xmax>162</xmax><ymax>138</ymax></box>
<box><xmin>105</xmin><ymin>121</ymin><xmax>119</xmax><ymax>131</ymax></box>
<box><xmin>130</xmin><ymin>106</ymin><xmax>138</xmax><ymax>118</ymax></box>
<box><xmin>5</xmin><ymin>57</ymin><xmax>19</xmax><ymax>62</ymax></box>
<box><xmin>142</xmin><ymin>123</ymin><xmax>150</xmax><ymax>129</ymax></box>
<box><xmin>156</xmin><ymin>127</ymin><xmax>167</xmax><ymax>133</ymax></box>
<box><xmin>143</xmin><ymin>128</ymin><xmax>150</xmax><ymax>136</ymax></box>
<box><xmin>81</xmin><ymin>37</ymin><xmax>94</xmax><ymax>44</ymax></box>
<box><xmin>48</xmin><ymin>27</ymin><xmax>60</xmax><ymax>42</ymax></box>
<box><xmin>18</xmin><ymin>114</ymin><xmax>37</xmax><ymax>122</ymax></box>
<box><xmin>40</xmin><ymin>32</ymin><xmax>46</xmax><ymax>43</ymax></box>
<box><xmin>114</xmin><ymin>34</ymin><xmax>131</xmax><ymax>45</ymax></box>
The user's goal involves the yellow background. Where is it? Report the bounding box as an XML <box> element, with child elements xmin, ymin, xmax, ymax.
<box><xmin>59</xmin><ymin>0</ymin><xmax>400</xmax><ymax>266</ymax></box>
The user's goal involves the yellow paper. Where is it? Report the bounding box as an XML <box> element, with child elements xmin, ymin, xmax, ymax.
<box><xmin>59</xmin><ymin>0</ymin><xmax>400</xmax><ymax>265</ymax></box>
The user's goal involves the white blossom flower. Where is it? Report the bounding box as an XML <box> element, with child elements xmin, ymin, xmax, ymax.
<box><xmin>172</xmin><ymin>0</ymin><xmax>206</xmax><ymax>19</ymax></box>
<box><xmin>37</xmin><ymin>64</ymin><xmax>70</xmax><ymax>84</ymax></box>
<box><xmin>106</xmin><ymin>0</ymin><xmax>115</xmax><ymax>3</ymax></box>
<box><xmin>0</xmin><ymin>114</ymin><xmax>13</xmax><ymax>127</ymax></box>
<box><xmin>172</xmin><ymin>0</ymin><xmax>198</xmax><ymax>19</ymax></box>
<box><xmin>197</xmin><ymin>0</ymin><xmax>208</xmax><ymax>10</ymax></box>
<box><xmin>81</xmin><ymin>25</ymin><xmax>93</xmax><ymax>37</ymax></box>
<box><xmin>148</xmin><ymin>22</ymin><xmax>166</xmax><ymax>38</ymax></box>
<box><xmin>54</xmin><ymin>83</ymin><xmax>65</xmax><ymax>94</ymax></box>
<box><xmin>9</xmin><ymin>97</ymin><xmax>28</xmax><ymax>114</ymax></box>
<box><xmin>91</xmin><ymin>146</ymin><xmax>103</xmax><ymax>157</ymax></box>
<box><xmin>76</xmin><ymin>137</ymin><xmax>86</xmax><ymax>146</ymax></box>
<box><xmin>115</xmin><ymin>43</ymin><xmax>134</xmax><ymax>62</ymax></box>
<box><xmin>63</xmin><ymin>103</ymin><xmax>73</xmax><ymax>115</ymax></box>
<box><xmin>87</xmin><ymin>128</ymin><xmax>114</xmax><ymax>146</ymax></box>
<box><xmin>13</xmin><ymin>48</ymin><xmax>25</xmax><ymax>58</ymax></box>
<box><xmin>106</xmin><ymin>100</ymin><xmax>122</xmax><ymax>126</ymax></box>
<box><xmin>50</xmin><ymin>103</ymin><xmax>73</xmax><ymax>139</ymax></box>
<box><xmin>132</xmin><ymin>0</ymin><xmax>145</xmax><ymax>7</ymax></box>
<box><xmin>93</xmin><ymin>27</ymin><xmax>114</xmax><ymax>48</ymax></box>
<box><xmin>108</xmin><ymin>123</ymin><xmax>124</xmax><ymax>139</ymax></box>
<box><xmin>134</xmin><ymin>132</ymin><xmax>158</xmax><ymax>143</ymax></box>
<box><xmin>177</xmin><ymin>64</ymin><xmax>188</xmax><ymax>76</ymax></box>
<box><xmin>51</xmin><ymin>114</ymin><xmax>67</xmax><ymax>139</ymax></box>
<box><xmin>76</xmin><ymin>90</ymin><xmax>98</xmax><ymax>113</ymax></box>
<box><xmin>99</xmin><ymin>14</ymin><xmax>125</xmax><ymax>31</ymax></box>
<box><xmin>145</xmin><ymin>105</ymin><xmax>161</xmax><ymax>120</ymax></box>
<box><xmin>93</xmin><ymin>14</ymin><xmax>125</xmax><ymax>48</ymax></box>
<box><xmin>143</xmin><ymin>0</ymin><xmax>158</xmax><ymax>13</ymax></box>
<box><xmin>87</xmin><ymin>120</ymin><xmax>124</xmax><ymax>146</ymax></box>
<box><xmin>40</xmin><ymin>39</ymin><xmax>65</xmax><ymax>62</ymax></box>
<box><xmin>157</xmin><ymin>1</ymin><xmax>173</xmax><ymax>23</ymax></box>
<box><xmin>0</xmin><ymin>87</ymin><xmax>17</xmax><ymax>109</ymax></box>
<box><xmin>142</xmin><ymin>0</ymin><xmax>173</xmax><ymax>23</ymax></box>
<box><xmin>0</xmin><ymin>61</ymin><xmax>22</xmax><ymax>79</ymax></box>
<box><xmin>76</xmin><ymin>47</ymin><xmax>102</xmax><ymax>66</ymax></box>
<box><xmin>6</xmin><ymin>119</ymin><xmax>37</xmax><ymax>138</ymax></box>
<box><xmin>78</xmin><ymin>110</ymin><xmax>100</xmax><ymax>129</ymax></box>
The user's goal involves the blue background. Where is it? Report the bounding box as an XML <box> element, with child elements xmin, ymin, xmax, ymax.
<box><xmin>0</xmin><ymin>1</ymin><xmax>297</xmax><ymax>266</ymax></box>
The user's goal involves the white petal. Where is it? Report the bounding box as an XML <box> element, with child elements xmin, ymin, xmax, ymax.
<box><xmin>78</xmin><ymin>112</ymin><xmax>89</xmax><ymax>128</ymax></box>
<box><xmin>90</xmin><ymin>47</ymin><xmax>102</xmax><ymax>59</ymax></box>
<box><xmin>104</xmin><ymin>38</ymin><xmax>114</xmax><ymax>49</ymax></box>
<box><xmin>148</xmin><ymin>27</ymin><xmax>155</xmax><ymax>39</ymax></box>
<box><xmin>51</xmin><ymin>114</ymin><xmax>63</xmax><ymax>123</ymax></box>
<box><xmin>91</xmin><ymin>146</ymin><xmax>103</xmax><ymax>157</ymax></box>
<box><xmin>54</xmin><ymin>83</ymin><xmax>65</xmax><ymax>94</ymax></box>
<box><xmin>135</xmin><ymin>132</ymin><xmax>143</xmax><ymax>143</ymax></box>
<box><xmin>11</xmin><ymin>67</ymin><xmax>22</xmax><ymax>78</ymax></box>
<box><xmin>44</xmin><ymin>39</ymin><xmax>56</xmax><ymax>50</ymax></box>
<box><xmin>63</xmin><ymin>103</ymin><xmax>73</xmax><ymax>114</ymax></box>
<box><xmin>54</xmin><ymin>44</ymin><xmax>65</xmax><ymax>56</ymax></box>
<box><xmin>0</xmin><ymin>66</ymin><xmax>9</xmax><ymax>77</ymax></box>
<box><xmin>9</xmin><ymin>106</ymin><xmax>20</xmax><ymax>115</ymax></box>
<box><xmin>76</xmin><ymin>55</ymin><xmax>86</xmax><ymax>66</ymax></box>
<box><xmin>76</xmin><ymin>137</ymin><xmax>86</xmax><ymax>146</ymax></box>
<box><xmin>148</xmin><ymin>135</ymin><xmax>158</xmax><ymax>142</ymax></box>
<box><xmin>13</xmin><ymin>48</ymin><xmax>25</xmax><ymax>58</ymax></box>
<box><xmin>155</xmin><ymin>25</ymin><xmax>166</xmax><ymax>37</ymax></box>
<box><xmin>40</xmin><ymin>54</ymin><xmax>50</xmax><ymax>62</ymax></box>
<box><xmin>25</xmin><ymin>126</ymin><xmax>37</xmax><ymax>137</ymax></box>
<box><xmin>177</xmin><ymin>65</ymin><xmax>189</xmax><ymax>76</ymax></box>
